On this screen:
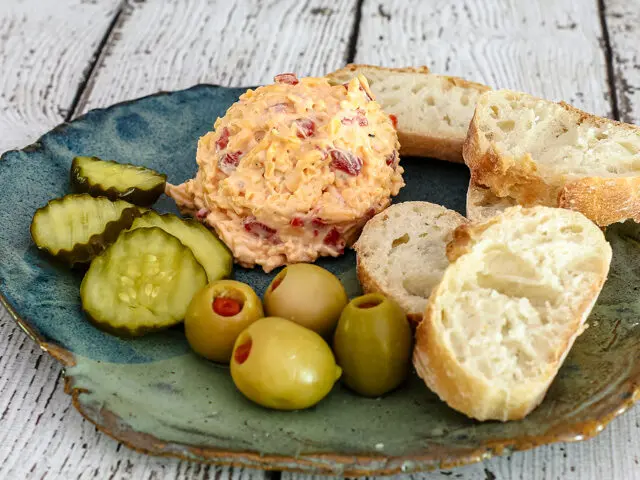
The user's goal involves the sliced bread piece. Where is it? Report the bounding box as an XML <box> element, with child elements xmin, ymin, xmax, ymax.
<box><xmin>413</xmin><ymin>206</ymin><xmax>612</xmax><ymax>421</ymax></box>
<box><xmin>353</xmin><ymin>201</ymin><xmax>467</xmax><ymax>325</ymax></box>
<box><xmin>464</xmin><ymin>89</ymin><xmax>640</xmax><ymax>226</ymax></box>
<box><xmin>466</xmin><ymin>181</ymin><xmax>517</xmax><ymax>223</ymax></box>
<box><xmin>326</xmin><ymin>64</ymin><xmax>491</xmax><ymax>163</ymax></box>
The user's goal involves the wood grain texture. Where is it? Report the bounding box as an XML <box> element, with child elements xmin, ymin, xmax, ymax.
<box><xmin>604</xmin><ymin>0</ymin><xmax>640</xmax><ymax>124</ymax></box>
<box><xmin>0</xmin><ymin>0</ymin><xmax>121</xmax><ymax>153</ymax></box>
<box><xmin>1</xmin><ymin>0</ymin><xmax>640</xmax><ymax>478</ymax></box>
<box><xmin>0</xmin><ymin>308</ymin><xmax>268</xmax><ymax>480</ymax></box>
<box><xmin>75</xmin><ymin>0</ymin><xmax>358</xmax><ymax>115</ymax></box>
<box><xmin>354</xmin><ymin>0</ymin><xmax>612</xmax><ymax>116</ymax></box>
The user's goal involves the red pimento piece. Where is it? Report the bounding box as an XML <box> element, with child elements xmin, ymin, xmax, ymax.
<box><xmin>216</xmin><ymin>127</ymin><xmax>230</xmax><ymax>150</ymax></box>
<box><xmin>244</xmin><ymin>217</ymin><xmax>277</xmax><ymax>239</ymax></box>
<box><xmin>323</xmin><ymin>228</ymin><xmax>342</xmax><ymax>247</ymax></box>
<box><xmin>359</xmin><ymin>84</ymin><xmax>373</xmax><ymax>101</ymax></box>
<box><xmin>329</xmin><ymin>149</ymin><xmax>362</xmax><ymax>176</ymax></box>
<box><xmin>386</xmin><ymin>150</ymin><xmax>398</xmax><ymax>167</ymax></box>
<box><xmin>274</xmin><ymin>73</ymin><xmax>299</xmax><ymax>85</ymax></box>
<box><xmin>366</xmin><ymin>207</ymin><xmax>376</xmax><ymax>218</ymax></box>
<box><xmin>311</xmin><ymin>218</ymin><xmax>326</xmax><ymax>228</ymax></box>
<box><xmin>234</xmin><ymin>339</ymin><xmax>252</xmax><ymax>364</ymax></box>
<box><xmin>270</xmin><ymin>102</ymin><xmax>293</xmax><ymax>113</ymax></box>
<box><xmin>219</xmin><ymin>151</ymin><xmax>243</xmax><ymax>174</ymax></box>
<box><xmin>313</xmin><ymin>230</ymin><xmax>319</xmax><ymax>237</ymax></box>
<box><xmin>389</xmin><ymin>114</ymin><xmax>398</xmax><ymax>129</ymax></box>
<box><xmin>290</xmin><ymin>217</ymin><xmax>304</xmax><ymax>227</ymax></box>
<box><xmin>213</xmin><ymin>297</ymin><xmax>242</xmax><ymax>317</ymax></box>
<box><xmin>196</xmin><ymin>208</ymin><xmax>209</xmax><ymax>220</ymax></box>
<box><xmin>295</xmin><ymin>118</ymin><xmax>316</xmax><ymax>138</ymax></box>
<box><xmin>356</xmin><ymin>108</ymin><xmax>368</xmax><ymax>126</ymax></box>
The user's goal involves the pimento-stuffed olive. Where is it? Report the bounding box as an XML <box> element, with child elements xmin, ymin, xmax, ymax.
<box><xmin>230</xmin><ymin>317</ymin><xmax>342</xmax><ymax>410</ymax></box>
<box><xmin>185</xmin><ymin>280</ymin><xmax>264</xmax><ymax>363</ymax></box>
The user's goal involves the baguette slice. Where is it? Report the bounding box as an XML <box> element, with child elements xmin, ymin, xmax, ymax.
<box><xmin>413</xmin><ymin>206</ymin><xmax>612</xmax><ymax>421</ymax></box>
<box><xmin>326</xmin><ymin>64</ymin><xmax>490</xmax><ymax>162</ymax></box>
<box><xmin>464</xmin><ymin>89</ymin><xmax>640</xmax><ymax>226</ymax></box>
<box><xmin>353</xmin><ymin>201</ymin><xmax>467</xmax><ymax>325</ymax></box>
<box><xmin>466</xmin><ymin>181</ymin><xmax>517</xmax><ymax>223</ymax></box>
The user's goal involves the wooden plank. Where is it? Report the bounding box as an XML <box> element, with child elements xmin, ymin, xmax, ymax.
<box><xmin>0</xmin><ymin>0</ymin><xmax>121</xmax><ymax>153</ymax></box>
<box><xmin>604</xmin><ymin>0</ymin><xmax>640</xmax><ymax>124</ymax></box>
<box><xmin>75</xmin><ymin>0</ymin><xmax>359</xmax><ymax>115</ymax></box>
<box><xmin>354</xmin><ymin>0</ymin><xmax>612</xmax><ymax>117</ymax></box>
<box><xmin>1</xmin><ymin>0</ymin><xmax>359</xmax><ymax>478</ymax></box>
<box><xmin>280</xmin><ymin>0</ymin><xmax>640</xmax><ymax>479</ymax></box>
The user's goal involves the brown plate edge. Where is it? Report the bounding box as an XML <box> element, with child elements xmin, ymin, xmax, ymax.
<box><xmin>2</xmin><ymin>290</ymin><xmax>639</xmax><ymax>476</ymax></box>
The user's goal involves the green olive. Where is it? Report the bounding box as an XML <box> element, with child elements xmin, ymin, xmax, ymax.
<box><xmin>185</xmin><ymin>280</ymin><xmax>264</xmax><ymax>363</ymax></box>
<box><xmin>263</xmin><ymin>264</ymin><xmax>348</xmax><ymax>337</ymax></box>
<box><xmin>230</xmin><ymin>317</ymin><xmax>342</xmax><ymax>410</ymax></box>
<box><xmin>333</xmin><ymin>293</ymin><xmax>412</xmax><ymax>397</ymax></box>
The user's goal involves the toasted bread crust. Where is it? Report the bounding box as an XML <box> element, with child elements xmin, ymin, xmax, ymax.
<box><xmin>465</xmin><ymin>182</ymin><xmax>518</xmax><ymax>222</ymax></box>
<box><xmin>356</xmin><ymin>259</ymin><xmax>423</xmax><ymax>326</ymax></box>
<box><xmin>328</xmin><ymin>64</ymin><xmax>431</xmax><ymax>77</ymax></box>
<box><xmin>399</xmin><ymin>131</ymin><xmax>464</xmax><ymax>163</ymax></box>
<box><xmin>413</xmin><ymin>206</ymin><xmax>612</xmax><ymax>421</ymax></box>
<box><xmin>558</xmin><ymin>176</ymin><xmax>640</xmax><ymax>226</ymax></box>
<box><xmin>464</xmin><ymin>91</ymin><xmax>640</xmax><ymax>226</ymax></box>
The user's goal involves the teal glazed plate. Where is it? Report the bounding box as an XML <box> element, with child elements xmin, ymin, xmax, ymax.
<box><xmin>0</xmin><ymin>85</ymin><xmax>639</xmax><ymax>476</ymax></box>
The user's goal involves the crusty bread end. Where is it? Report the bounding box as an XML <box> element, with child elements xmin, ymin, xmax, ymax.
<box><xmin>464</xmin><ymin>89</ymin><xmax>640</xmax><ymax>226</ymax></box>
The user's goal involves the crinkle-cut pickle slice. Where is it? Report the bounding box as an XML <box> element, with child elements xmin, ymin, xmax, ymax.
<box><xmin>30</xmin><ymin>193</ymin><xmax>140</xmax><ymax>265</ymax></box>
<box><xmin>80</xmin><ymin>227</ymin><xmax>207</xmax><ymax>337</ymax></box>
<box><xmin>129</xmin><ymin>211</ymin><xmax>232</xmax><ymax>282</ymax></box>
<box><xmin>70</xmin><ymin>156</ymin><xmax>167</xmax><ymax>207</ymax></box>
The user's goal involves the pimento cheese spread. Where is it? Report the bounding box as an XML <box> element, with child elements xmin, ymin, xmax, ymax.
<box><xmin>167</xmin><ymin>73</ymin><xmax>404</xmax><ymax>272</ymax></box>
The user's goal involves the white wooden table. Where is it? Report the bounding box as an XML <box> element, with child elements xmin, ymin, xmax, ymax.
<box><xmin>1</xmin><ymin>1</ymin><xmax>639</xmax><ymax>478</ymax></box>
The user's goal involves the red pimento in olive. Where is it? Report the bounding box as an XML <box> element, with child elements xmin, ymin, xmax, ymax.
<box><xmin>213</xmin><ymin>297</ymin><xmax>242</xmax><ymax>317</ymax></box>
<box><xmin>234</xmin><ymin>338</ymin><xmax>252</xmax><ymax>364</ymax></box>
<box><xmin>329</xmin><ymin>149</ymin><xmax>363</xmax><ymax>176</ymax></box>
<box><xmin>185</xmin><ymin>280</ymin><xmax>264</xmax><ymax>363</ymax></box>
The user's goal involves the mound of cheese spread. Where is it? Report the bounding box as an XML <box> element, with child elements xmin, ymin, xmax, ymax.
<box><xmin>167</xmin><ymin>73</ymin><xmax>404</xmax><ymax>272</ymax></box>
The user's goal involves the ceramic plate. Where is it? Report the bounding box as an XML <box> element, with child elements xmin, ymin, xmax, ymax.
<box><xmin>1</xmin><ymin>85</ymin><xmax>638</xmax><ymax>476</ymax></box>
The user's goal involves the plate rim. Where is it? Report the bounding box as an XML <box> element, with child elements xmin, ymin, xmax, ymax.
<box><xmin>1</xmin><ymin>84</ymin><xmax>639</xmax><ymax>475</ymax></box>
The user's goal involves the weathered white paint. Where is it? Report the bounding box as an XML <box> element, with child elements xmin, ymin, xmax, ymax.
<box><xmin>75</xmin><ymin>0</ymin><xmax>358</xmax><ymax>115</ymax></box>
<box><xmin>605</xmin><ymin>0</ymin><xmax>640</xmax><ymax>124</ymax></box>
<box><xmin>1</xmin><ymin>0</ymin><xmax>640</xmax><ymax>478</ymax></box>
<box><xmin>355</xmin><ymin>0</ymin><xmax>612</xmax><ymax>116</ymax></box>
<box><xmin>0</xmin><ymin>0</ymin><xmax>120</xmax><ymax>153</ymax></box>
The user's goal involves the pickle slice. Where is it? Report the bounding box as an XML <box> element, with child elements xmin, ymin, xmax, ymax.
<box><xmin>129</xmin><ymin>211</ymin><xmax>233</xmax><ymax>282</ymax></box>
<box><xmin>81</xmin><ymin>227</ymin><xmax>207</xmax><ymax>336</ymax></box>
<box><xmin>70</xmin><ymin>156</ymin><xmax>167</xmax><ymax>206</ymax></box>
<box><xmin>30</xmin><ymin>194</ymin><xmax>140</xmax><ymax>265</ymax></box>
